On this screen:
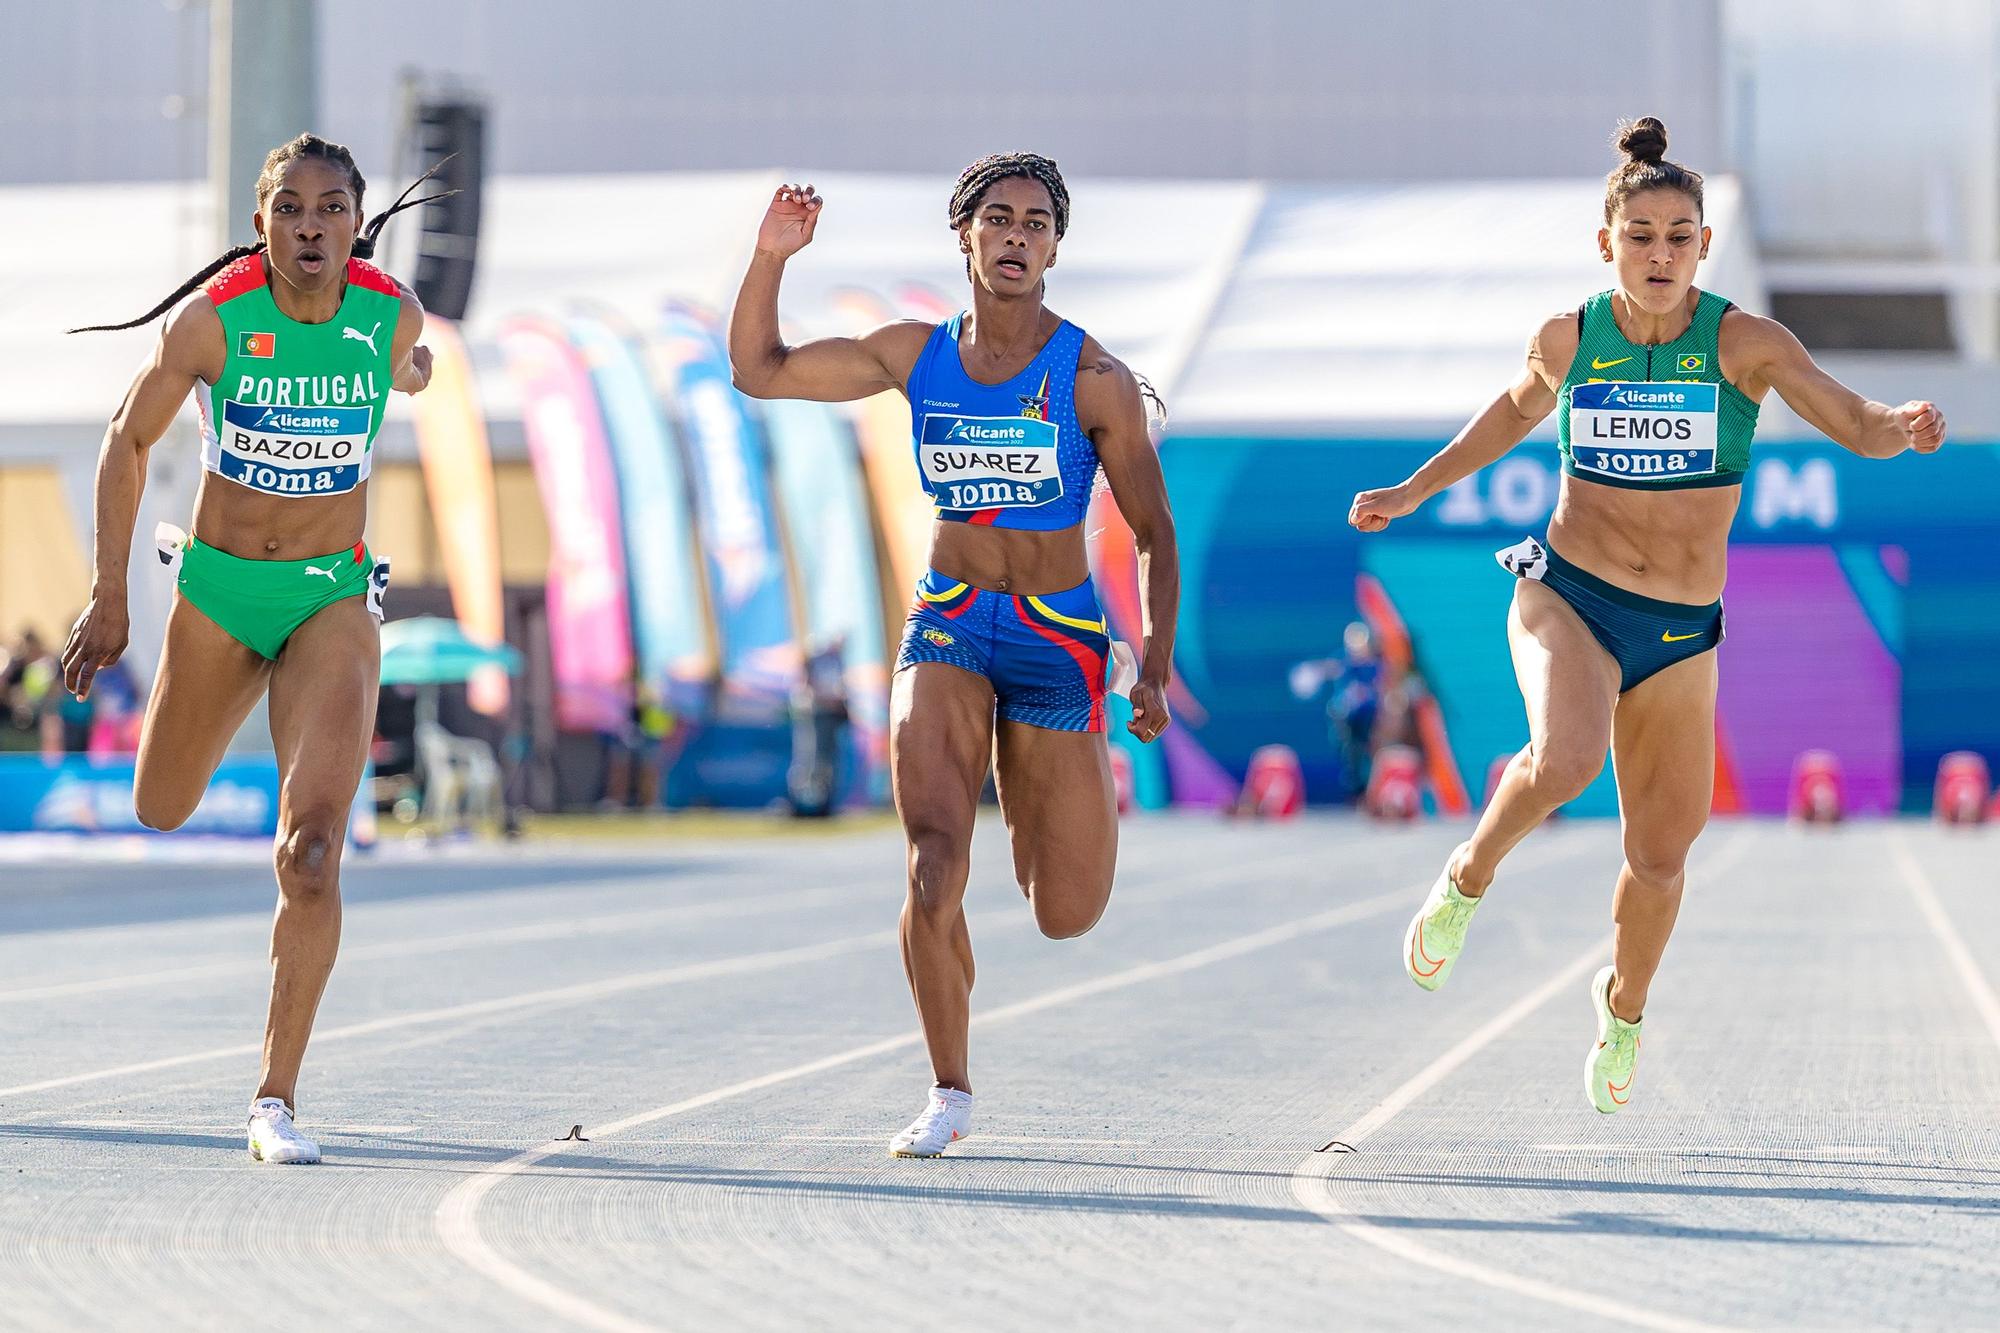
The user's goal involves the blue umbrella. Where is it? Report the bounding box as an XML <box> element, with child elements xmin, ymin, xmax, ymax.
<box><xmin>379</xmin><ymin>616</ymin><xmax>522</xmax><ymax>686</ymax></box>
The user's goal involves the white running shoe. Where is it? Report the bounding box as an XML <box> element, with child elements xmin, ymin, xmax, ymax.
<box><xmin>888</xmin><ymin>1085</ymin><xmax>973</xmax><ymax>1158</ymax></box>
<box><xmin>247</xmin><ymin>1097</ymin><xmax>321</xmax><ymax>1164</ymax></box>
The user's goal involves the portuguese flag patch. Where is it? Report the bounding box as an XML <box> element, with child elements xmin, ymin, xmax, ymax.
<box><xmin>239</xmin><ymin>331</ymin><xmax>276</xmax><ymax>359</ymax></box>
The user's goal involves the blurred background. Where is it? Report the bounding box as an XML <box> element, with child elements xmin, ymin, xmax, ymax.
<box><xmin>2</xmin><ymin>0</ymin><xmax>1996</xmax><ymax>838</ymax></box>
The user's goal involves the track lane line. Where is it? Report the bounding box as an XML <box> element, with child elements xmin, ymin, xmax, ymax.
<box><xmin>1890</xmin><ymin>827</ymin><xmax>2000</xmax><ymax>1054</ymax></box>
<box><xmin>1288</xmin><ymin>831</ymin><xmax>1752</xmax><ymax>1333</ymax></box>
<box><xmin>0</xmin><ymin>880</ymin><xmax>885</xmax><ymax>1005</ymax></box>
<box><xmin>0</xmin><ymin>836</ymin><xmax>1386</xmax><ymax>1106</ymax></box>
<box><xmin>431</xmin><ymin>846</ymin><xmax>1588</xmax><ymax>1332</ymax></box>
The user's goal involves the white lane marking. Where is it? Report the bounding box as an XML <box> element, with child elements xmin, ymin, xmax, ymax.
<box><xmin>0</xmin><ymin>880</ymin><xmax>878</xmax><ymax>1005</ymax></box>
<box><xmin>1289</xmin><ymin>831</ymin><xmax>1751</xmax><ymax>1333</ymax></box>
<box><xmin>0</xmin><ymin>822</ymin><xmax>1342</xmax><ymax>1003</ymax></box>
<box><xmin>1891</xmin><ymin>828</ymin><xmax>2000</xmax><ymax>1053</ymax></box>
<box><xmin>0</xmin><ymin>928</ymin><xmax>901</xmax><ymax>1101</ymax></box>
<box><xmin>0</xmin><ymin>839</ymin><xmax>1370</xmax><ymax>1106</ymax></box>
<box><xmin>433</xmin><ymin>880</ymin><xmax>1434</xmax><ymax>1332</ymax></box>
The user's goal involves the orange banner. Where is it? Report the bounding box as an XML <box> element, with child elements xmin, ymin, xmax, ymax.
<box><xmin>410</xmin><ymin>318</ymin><xmax>509</xmax><ymax>715</ymax></box>
<box><xmin>831</xmin><ymin>289</ymin><xmax>932</xmax><ymax>615</ymax></box>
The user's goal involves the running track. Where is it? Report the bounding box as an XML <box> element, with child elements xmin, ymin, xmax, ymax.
<box><xmin>0</xmin><ymin>816</ymin><xmax>1993</xmax><ymax>1330</ymax></box>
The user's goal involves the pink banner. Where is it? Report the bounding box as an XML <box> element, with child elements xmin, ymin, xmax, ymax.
<box><xmin>499</xmin><ymin>317</ymin><xmax>634</xmax><ymax>733</ymax></box>
<box><xmin>410</xmin><ymin>318</ymin><xmax>509</xmax><ymax>716</ymax></box>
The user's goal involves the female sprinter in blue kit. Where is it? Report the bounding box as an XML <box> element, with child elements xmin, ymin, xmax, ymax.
<box><xmin>729</xmin><ymin>154</ymin><xmax>1179</xmax><ymax>1156</ymax></box>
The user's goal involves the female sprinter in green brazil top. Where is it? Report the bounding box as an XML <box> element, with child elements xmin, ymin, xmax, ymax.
<box><xmin>1350</xmin><ymin>117</ymin><xmax>1945</xmax><ymax>1115</ymax></box>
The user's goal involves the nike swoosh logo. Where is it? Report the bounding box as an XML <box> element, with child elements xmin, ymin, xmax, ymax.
<box><xmin>1590</xmin><ymin>356</ymin><xmax>1634</xmax><ymax>370</ymax></box>
<box><xmin>1661</xmin><ymin>630</ymin><xmax>1703</xmax><ymax>643</ymax></box>
<box><xmin>1408</xmin><ymin>923</ymin><xmax>1446</xmax><ymax>977</ymax></box>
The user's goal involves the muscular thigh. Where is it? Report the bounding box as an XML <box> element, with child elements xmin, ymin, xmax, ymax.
<box><xmin>134</xmin><ymin>594</ymin><xmax>273</xmax><ymax>822</ymax></box>
<box><xmin>1510</xmin><ymin>580</ymin><xmax>1620</xmax><ymax>763</ymax></box>
<box><xmin>890</xmin><ymin>664</ymin><xmax>995</xmax><ymax>848</ymax></box>
<box><xmin>1611</xmin><ymin>649</ymin><xmax>1717</xmax><ymax>850</ymax></box>
<box><xmin>268</xmin><ymin>596</ymin><xmax>380</xmax><ymax>819</ymax></box>
<box><xmin>991</xmin><ymin>721</ymin><xmax>1117</xmax><ymax>902</ymax></box>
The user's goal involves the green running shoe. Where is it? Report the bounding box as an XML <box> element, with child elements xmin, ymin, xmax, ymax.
<box><xmin>1585</xmin><ymin>964</ymin><xmax>1642</xmax><ymax>1114</ymax></box>
<box><xmin>1403</xmin><ymin>868</ymin><xmax>1481</xmax><ymax>991</ymax></box>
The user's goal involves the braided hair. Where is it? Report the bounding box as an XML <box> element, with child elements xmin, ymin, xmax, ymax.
<box><xmin>947</xmin><ymin>152</ymin><xmax>1070</xmax><ymax>280</ymax></box>
<box><xmin>949</xmin><ymin>153</ymin><xmax>1169</xmax><ymax>437</ymax></box>
<box><xmin>1603</xmin><ymin>117</ymin><xmax>1704</xmax><ymax>224</ymax></box>
<box><xmin>70</xmin><ymin>133</ymin><xmax>455</xmax><ymax>334</ymax></box>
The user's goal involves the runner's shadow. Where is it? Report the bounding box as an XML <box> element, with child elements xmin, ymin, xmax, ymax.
<box><xmin>0</xmin><ymin>857</ymin><xmax>720</xmax><ymax>937</ymax></box>
<box><xmin>0</xmin><ymin>1123</ymin><xmax>242</xmax><ymax>1153</ymax></box>
<box><xmin>1334</xmin><ymin>1169</ymin><xmax>1998</xmax><ymax>1214</ymax></box>
<box><xmin>0</xmin><ymin>1124</ymin><xmax>521</xmax><ymax>1165</ymax></box>
<box><xmin>486</xmin><ymin>1156</ymin><xmax>1321</xmax><ymax>1223</ymax></box>
<box><xmin>1346</xmin><ymin>1210</ymin><xmax>1897</xmax><ymax>1246</ymax></box>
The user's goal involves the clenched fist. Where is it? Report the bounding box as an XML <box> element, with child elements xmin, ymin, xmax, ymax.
<box><xmin>755</xmin><ymin>183</ymin><xmax>823</xmax><ymax>260</ymax></box>
<box><xmin>1894</xmin><ymin>400</ymin><xmax>1946</xmax><ymax>454</ymax></box>
<box><xmin>1348</xmin><ymin>485</ymin><xmax>1419</xmax><ymax>534</ymax></box>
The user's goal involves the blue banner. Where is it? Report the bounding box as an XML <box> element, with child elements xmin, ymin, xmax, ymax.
<box><xmin>654</xmin><ymin>305</ymin><xmax>799</xmax><ymax>719</ymax></box>
<box><xmin>761</xmin><ymin>396</ymin><xmax>891</xmax><ymax>802</ymax></box>
<box><xmin>568</xmin><ymin>313</ymin><xmax>716</xmax><ymax>716</ymax></box>
<box><xmin>0</xmin><ymin>755</ymin><xmax>281</xmax><ymax>835</ymax></box>
<box><xmin>1159</xmin><ymin>436</ymin><xmax>2000</xmax><ymax>810</ymax></box>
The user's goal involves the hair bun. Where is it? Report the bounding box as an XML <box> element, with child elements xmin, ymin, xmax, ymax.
<box><xmin>1617</xmin><ymin>117</ymin><xmax>1669</xmax><ymax>165</ymax></box>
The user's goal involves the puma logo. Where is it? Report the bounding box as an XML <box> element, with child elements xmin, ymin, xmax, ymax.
<box><xmin>1494</xmin><ymin>536</ymin><xmax>1548</xmax><ymax>581</ymax></box>
<box><xmin>342</xmin><ymin>320</ymin><xmax>382</xmax><ymax>355</ymax></box>
<box><xmin>304</xmin><ymin>565</ymin><xmax>338</xmax><ymax>582</ymax></box>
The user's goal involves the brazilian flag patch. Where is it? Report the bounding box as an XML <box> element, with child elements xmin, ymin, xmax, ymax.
<box><xmin>1676</xmin><ymin>353</ymin><xmax>1707</xmax><ymax>374</ymax></box>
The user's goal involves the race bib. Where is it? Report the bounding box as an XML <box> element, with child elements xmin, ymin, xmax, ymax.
<box><xmin>918</xmin><ymin>414</ymin><xmax>1062</xmax><ymax>511</ymax></box>
<box><xmin>216</xmin><ymin>400</ymin><xmax>372</xmax><ymax>496</ymax></box>
<box><xmin>1569</xmin><ymin>381</ymin><xmax>1718</xmax><ymax>483</ymax></box>
<box><xmin>366</xmin><ymin>556</ymin><xmax>391</xmax><ymax>621</ymax></box>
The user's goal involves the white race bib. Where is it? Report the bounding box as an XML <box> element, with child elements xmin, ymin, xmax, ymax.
<box><xmin>918</xmin><ymin>413</ymin><xmax>1062</xmax><ymax>510</ymax></box>
<box><xmin>212</xmin><ymin>399</ymin><xmax>373</xmax><ymax>496</ymax></box>
<box><xmin>1569</xmin><ymin>381</ymin><xmax>1718</xmax><ymax>483</ymax></box>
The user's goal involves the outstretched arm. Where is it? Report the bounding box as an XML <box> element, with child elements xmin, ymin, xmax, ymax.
<box><xmin>61</xmin><ymin>295</ymin><xmax>222</xmax><ymax>698</ymax></box>
<box><xmin>1722</xmin><ymin>310</ymin><xmax>1944</xmax><ymax>458</ymax></box>
<box><xmin>1349</xmin><ymin>314</ymin><xmax>1568</xmax><ymax>533</ymax></box>
<box><xmin>727</xmin><ymin>183</ymin><xmax>926</xmax><ymax>401</ymax></box>
<box><xmin>1081</xmin><ymin>346</ymin><xmax>1177</xmax><ymax>743</ymax></box>
<box><xmin>390</xmin><ymin>287</ymin><xmax>431</xmax><ymax>394</ymax></box>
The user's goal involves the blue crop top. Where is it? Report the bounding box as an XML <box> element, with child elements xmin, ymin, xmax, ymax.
<box><xmin>905</xmin><ymin>313</ymin><xmax>1098</xmax><ymax>530</ymax></box>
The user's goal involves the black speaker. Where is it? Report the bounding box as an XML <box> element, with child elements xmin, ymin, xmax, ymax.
<box><xmin>402</xmin><ymin>98</ymin><xmax>485</xmax><ymax>322</ymax></box>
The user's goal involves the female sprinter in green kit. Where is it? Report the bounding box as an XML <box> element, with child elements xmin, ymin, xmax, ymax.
<box><xmin>1351</xmin><ymin>118</ymin><xmax>1945</xmax><ymax>1114</ymax></box>
<box><xmin>63</xmin><ymin>134</ymin><xmax>442</xmax><ymax>1163</ymax></box>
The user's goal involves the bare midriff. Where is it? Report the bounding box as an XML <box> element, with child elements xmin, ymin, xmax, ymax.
<box><xmin>1546</xmin><ymin>474</ymin><xmax>1739</xmax><ymax>605</ymax></box>
<box><xmin>927</xmin><ymin>520</ymin><xmax>1090</xmax><ymax>596</ymax></box>
<box><xmin>192</xmin><ymin>476</ymin><xmax>369</xmax><ymax>561</ymax></box>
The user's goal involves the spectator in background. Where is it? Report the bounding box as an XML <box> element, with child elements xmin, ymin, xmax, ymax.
<box><xmin>3</xmin><ymin>627</ymin><xmax>52</xmax><ymax>740</ymax></box>
<box><xmin>44</xmin><ymin>675</ymin><xmax>94</xmax><ymax>756</ymax></box>
<box><xmin>86</xmin><ymin>658</ymin><xmax>143</xmax><ymax>755</ymax></box>
<box><xmin>1291</xmin><ymin>621</ymin><xmax>1385</xmax><ymax>802</ymax></box>
<box><xmin>789</xmin><ymin>634</ymin><xmax>850</xmax><ymax>817</ymax></box>
<box><xmin>600</xmin><ymin>678</ymin><xmax>667</xmax><ymax>811</ymax></box>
